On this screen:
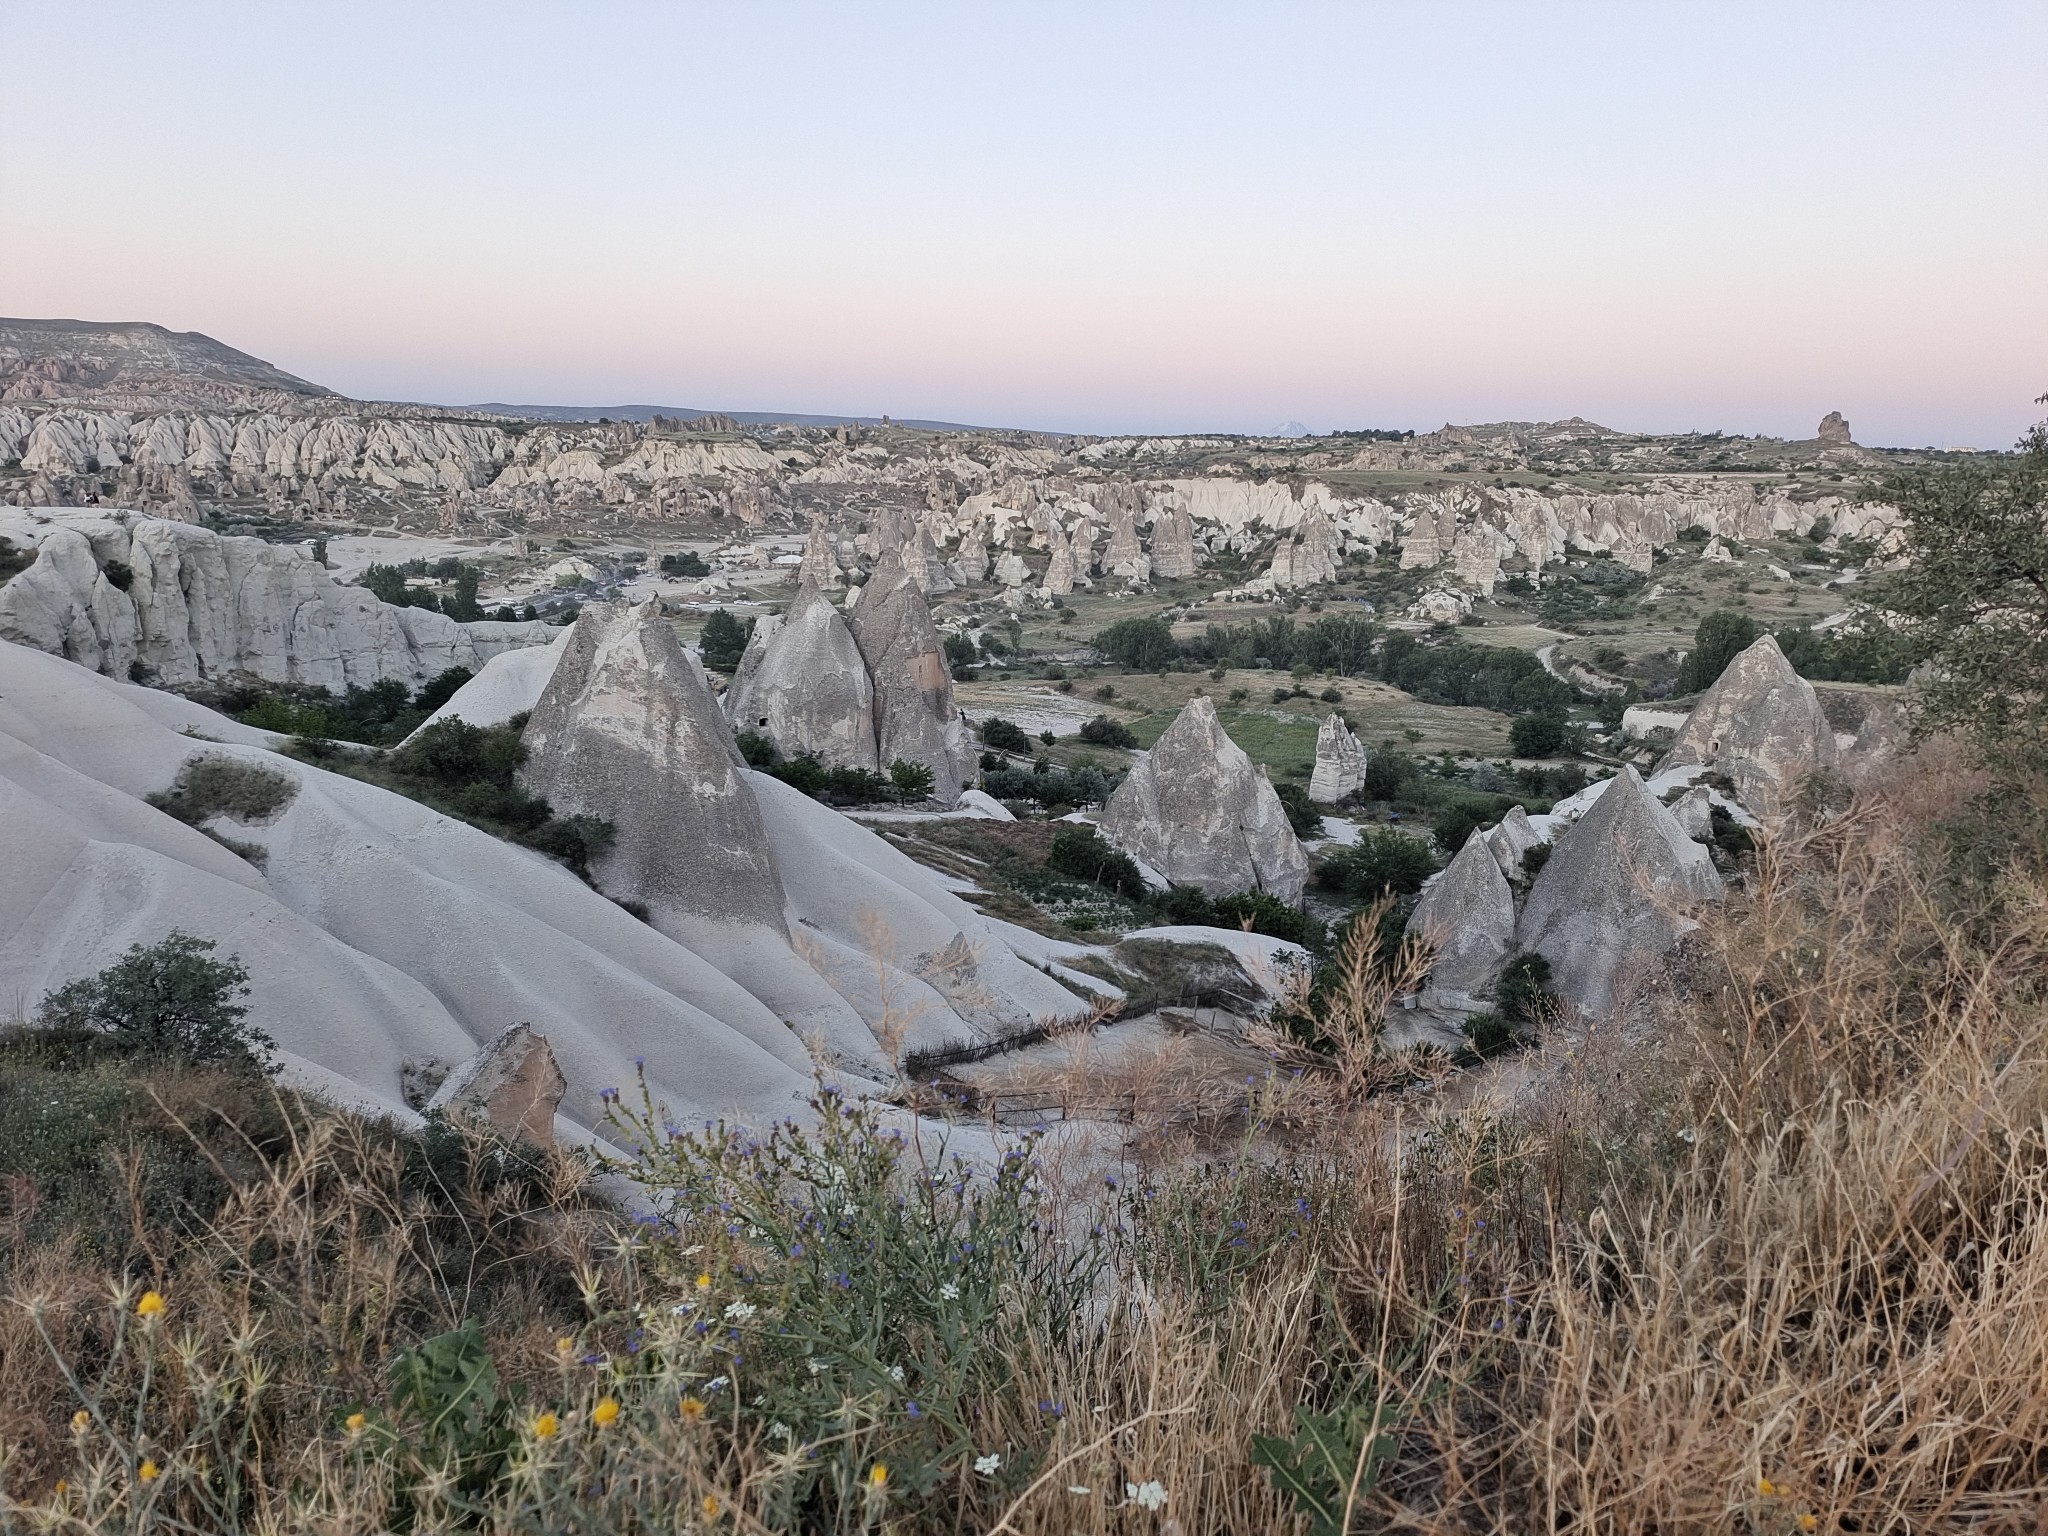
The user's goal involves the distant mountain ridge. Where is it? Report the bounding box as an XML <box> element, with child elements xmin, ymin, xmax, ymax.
<box><xmin>0</xmin><ymin>318</ymin><xmax>334</xmax><ymax>411</ymax></box>
<box><xmin>464</xmin><ymin>403</ymin><xmax>990</xmax><ymax>432</ymax></box>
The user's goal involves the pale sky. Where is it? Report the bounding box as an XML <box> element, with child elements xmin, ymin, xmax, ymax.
<box><xmin>3</xmin><ymin>1</ymin><xmax>2042</xmax><ymax>446</ymax></box>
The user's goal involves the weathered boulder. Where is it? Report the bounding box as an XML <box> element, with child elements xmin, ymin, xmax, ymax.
<box><xmin>844</xmin><ymin>549</ymin><xmax>977</xmax><ymax>802</ymax></box>
<box><xmin>426</xmin><ymin>1023</ymin><xmax>567</xmax><ymax>1145</ymax></box>
<box><xmin>1658</xmin><ymin>634</ymin><xmax>1838</xmax><ymax>816</ymax></box>
<box><xmin>798</xmin><ymin>524</ymin><xmax>841</xmax><ymax>589</ymax></box>
<box><xmin>1102</xmin><ymin>501</ymin><xmax>1151</xmax><ymax>584</ymax></box>
<box><xmin>1406</xmin><ymin>828</ymin><xmax>1518</xmax><ymax>1015</ymax></box>
<box><xmin>1817</xmin><ymin>411</ymin><xmax>1854</xmax><ymax>446</ymax></box>
<box><xmin>1669</xmin><ymin>785</ymin><xmax>1714</xmax><ymax>840</ymax></box>
<box><xmin>520</xmin><ymin>601</ymin><xmax>789</xmax><ymax>931</ymax></box>
<box><xmin>1518</xmin><ymin>766</ymin><xmax>1722</xmax><ymax>1015</ymax></box>
<box><xmin>1308</xmin><ymin>713</ymin><xmax>1367</xmax><ymax>803</ymax></box>
<box><xmin>1098</xmin><ymin>695</ymin><xmax>1309</xmax><ymax>903</ymax></box>
<box><xmin>724</xmin><ymin>579</ymin><xmax>880</xmax><ymax>771</ymax></box>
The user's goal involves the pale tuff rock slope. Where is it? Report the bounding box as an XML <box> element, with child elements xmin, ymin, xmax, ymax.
<box><xmin>1657</xmin><ymin>633</ymin><xmax>1839</xmax><ymax>818</ymax></box>
<box><xmin>1406</xmin><ymin>830</ymin><xmax>1519</xmax><ymax>1023</ymax></box>
<box><xmin>0</xmin><ymin>635</ymin><xmax>1088</xmax><ymax>1134</ymax></box>
<box><xmin>1099</xmin><ymin>695</ymin><xmax>1310</xmax><ymax>904</ymax></box>
<box><xmin>0</xmin><ymin>509</ymin><xmax>552</xmax><ymax>688</ymax></box>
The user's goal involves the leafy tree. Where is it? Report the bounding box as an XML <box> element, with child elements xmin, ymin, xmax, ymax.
<box><xmin>391</xmin><ymin>718</ymin><xmax>527</xmax><ymax>789</ymax></box>
<box><xmin>1079</xmin><ymin>715</ymin><xmax>1137</xmax><ymax>749</ymax></box>
<box><xmin>412</xmin><ymin>666</ymin><xmax>474</xmax><ymax>717</ymax></box>
<box><xmin>1046</xmin><ymin>825</ymin><xmax>1148</xmax><ymax>899</ymax></box>
<box><xmin>978</xmin><ymin>716</ymin><xmax>1032</xmax><ymax>754</ymax></box>
<box><xmin>363</xmin><ymin>563</ymin><xmax>437</xmax><ymax>611</ymax></box>
<box><xmin>1360</xmin><ymin>750</ymin><xmax>1418</xmax><ymax>802</ymax></box>
<box><xmin>699</xmin><ymin>609</ymin><xmax>755</xmax><ymax>672</ymax></box>
<box><xmin>1432</xmin><ymin>802</ymin><xmax>1487</xmax><ymax>856</ymax></box>
<box><xmin>735</xmin><ymin>730</ymin><xmax>778</xmax><ymax>767</ymax></box>
<box><xmin>1093</xmin><ymin>615</ymin><xmax>1178</xmax><ymax>671</ymax></box>
<box><xmin>1509</xmin><ymin>709</ymin><xmax>1570</xmax><ymax>757</ymax></box>
<box><xmin>1273</xmin><ymin>781</ymin><xmax>1326</xmax><ymax>840</ymax></box>
<box><xmin>1868</xmin><ymin>411</ymin><xmax>2048</xmax><ymax>772</ymax></box>
<box><xmin>888</xmin><ymin>759</ymin><xmax>937</xmax><ymax>803</ymax></box>
<box><xmin>1315</xmin><ymin>829</ymin><xmax>1438</xmax><ymax>898</ymax></box>
<box><xmin>943</xmin><ymin>633</ymin><xmax>979</xmax><ymax>680</ymax></box>
<box><xmin>1676</xmin><ymin>610</ymin><xmax>1759</xmax><ymax>694</ymax></box>
<box><xmin>442</xmin><ymin>566</ymin><xmax>485</xmax><ymax>622</ymax></box>
<box><xmin>34</xmin><ymin>932</ymin><xmax>273</xmax><ymax>1068</ymax></box>
<box><xmin>659</xmin><ymin>549</ymin><xmax>710</xmax><ymax>577</ymax></box>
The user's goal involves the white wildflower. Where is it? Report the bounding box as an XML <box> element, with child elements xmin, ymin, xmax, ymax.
<box><xmin>888</xmin><ymin>1363</ymin><xmax>906</xmax><ymax>1383</ymax></box>
<box><xmin>1067</xmin><ymin>1485</ymin><xmax>1091</xmax><ymax>1495</ymax></box>
<box><xmin>806</xmin><ymin>1358</ymin><xmax>826</xmax><ymax>1376</ymax></box>
<box><xmin>1127</xmin><ymin>1480</ymin><xmax>1168</xmax><ymax>1511</ymax></box>
<box><xmin>704</xmin><ymin>1375</ymin><xmax>729</xmax><ymax>1392</ymax></box>
<box><xmin>938</xmin><ymin>1282</ymin><xmax>960</xmax><ymax>1301</ymax></box>
<box><xmin>975</xmin><ymin>1452</ymin><xmax>1002</xmax><ymax>1476</ymax></box>
<box><xmin>723</xmin><ymin>1300</ymin><xmax>758</xmax><ymax>1322</ymax></box>
<box><xmin>770</xmin><ymin>1420</ymin><xmax>792</xmax><ymax>1440</ymax></box>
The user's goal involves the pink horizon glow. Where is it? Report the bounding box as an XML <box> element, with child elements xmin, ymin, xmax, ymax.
<box><xmin>4</xmin><ymin>2</ymin><xmax>2042</xmax><ymax>448</ymax></box>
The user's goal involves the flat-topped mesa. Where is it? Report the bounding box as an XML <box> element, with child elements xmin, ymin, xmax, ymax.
<box><xmin>520</xmin><ymin>600</ymin><xmax>789</xmax><ymax>932</ymax></box>
<box><xmin>1657</xmin><ymin>633</ymin><xmax>1839</xmax><ymax>817</ymax></box>
<box><xmin>1405</xmin><ymin>828</ymin><xmax>1517</xmax><ymax>1018</ymax></box>
<box><xmin>1098</xmin><ymin>694</ymin><xmax>1309</xmax><ymax>904</ymax></box>
<box><xmin>1518</xmin><ymin>765</ymin><xmax>1723</xmax><ymax>1016</ymax></box>
<box><xmin>724</xmin><ymin>577</ymin><xmax>880</xmax><ymax>771</ymax></box>
<box><xmin>844</xmin><ymin>547</ymin><xmax>977</xmax><ymax>802</ymax></box>
<box><xmin>1308</xmin><ymin>713</ymin><xmax>1368</xmax><ymax>803</ymax></box>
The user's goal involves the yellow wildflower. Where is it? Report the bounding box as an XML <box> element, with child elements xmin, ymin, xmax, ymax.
<box><xmin>1759</xmin><ymin>1478</ymin><xmax>1777</xmax><ymax>1497</ymax></box>
<box><xmin>869</xmin><ymin>1463</ymin><xmax>889</xmax><ymax>1489</ymax></box>
<box><xmin>592</xmin><ymin>1396</ymin><xmax>621</xmax><ymax>1428</ymax></box>
<box><xmin>680</xmin><ymin>1395</ymin><xmax>707</xmax><ymax>1423</ymax></box>
<box><xmin>136</xmin><ymin>1291</ymin><xmax>165</xmax><ymax>1319</ymax></box>
<box><xmin>71</xmin><ymin>1411</ymin><xmax>89</xmax><ymax>1433</ymax></box>
<box><xmin>1799</xmin><ymin>1517</ymin><xmax>1819</xmax><ymax>1533</ymax></box>
<box><xmin>138</xmin><ymin>1460</ymin><xmax>161</xmax><ymax>1483</ymax></box>
<box><xmin>695</xmin><ymin>1272</ymin><xmax>712</xmax><ymax>1291</ymax></box>
<box><xmin>556</xmin><ymin>1336</ymin><xmax>575</xmax><ymax>1357</ymax></box>
<box><xmin>346</xmin><ymin>1412</ymin><xmax>367</xmax><ymax>1436</ymax></box>
<box><xmin>54</xmin><ymin>1480</ymin><xmax>68</xmax><ymax>1497</ymax></box>
<box><xmin>702</xmin><ymin>1493</ymin><xmax>722</xmax><ymax>1519</ymax></box>
<box><xmin>533</xmin><ymin>1412</ymin><xmax>561</xmax><ymax>1439</ymax></box>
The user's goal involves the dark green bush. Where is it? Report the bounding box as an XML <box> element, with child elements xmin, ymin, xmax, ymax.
<box><xmin>1676</xmin><ymin>610</ymin><xmax>1759</xmax><ymax>694</ymax></box>
<box><xmin>1094</xmin><ymin>615</ymin><xmax>1178</xmax><ymax>670</ymax></box>
<box><xmin>1316</xmin><ymin>829</ymin><xmax>1439</xmax><ymax>899</ymax></box>
<box><xmin>978</xmin><ymin>717</ymin><xmax>1032</xmax><ymax>754</ymax></box>
<box><xmin>32</xmin><ymin>932</ymin><xmax>274</xmax><ymax>1069</ymax></box>
<box><xmin>1078</xmin><ymin>714</ymin><xmax>1138</xmax><ymax>749</ymax></box>
<box><xmin>1046</xmin><ymin>825</ymin><xmax>1149</xmax><ymax>899</ymax></box>
<box><xmin>699</xmin><ymin>608</ymin><xmax>755</xmax><ymax>671</ymax></box>
<box><xmin>1273</xmin><ymin>781</ymin><xmax>1326</xmax><ymax>839</ymax></box>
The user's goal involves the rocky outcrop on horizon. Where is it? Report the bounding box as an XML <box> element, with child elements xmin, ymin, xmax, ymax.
<box><xmin>1099</xmin><ymin>695</ymin><xmax>1309</xmax><ymax>903</ymax></box>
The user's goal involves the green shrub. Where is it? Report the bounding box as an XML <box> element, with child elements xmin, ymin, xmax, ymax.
<box><xmin>977</xmin><ymin>716</ymin><xmax>1032</xmax><ymax>754</ymax></box>
<box><xmin>390</xmin><ymin>718</ymin><xmax>527</xmax><ymax>790</ymax></box>
<box><xmin>1316</xmin><ymin>829</ymin><xmax>1439</xmax><ymax>899</ymax></box>
<box><xmin>1497</xmin><ymin>951</ymin><xmax>1555</xmax><ymax>1026</ymax></box>
<box><xmin>1676</xmin><ymin>610</ymin><xmax>1758</xmax><ymax>694</ymax></box>
<box><xmin>699</xmin><ymin>608</ymin><xmax>755</xmax><ymax>671</ymax></box>
<box><xmin>411</xmin><ymin>666</ymin><xmax>474</xmax><ymax>715</ymax></box>
<box><xmin>1273</xmin><ymin>781</ymin><xmax>1325</xmax><ymax>839</ymax></box>
<box><xmin>146</xmin><ymin>754</ymin><xmax>298</xmax><ymax>826</ymax></box>
<box><xmin>889</xmin><ymin>759</ymin><xmax>937</xmax><ymax>803</ymax></box>
<box><xmin>1046</xmin><ymin>824</ymin><xmax>1149</xmax><ymax>899</ymax></box>
<box><xmin>32</xmin><ymin>932</ymin><xmax>273</xmax><ymax>1069</ymax></box>
<box><xmin>1460</xmin><ymin>1010</ymin><xmax>1515</xmax><ymax>1057</ymax></box>
<box><xmin>1078</xmin><ymin>715</ymin><xmax>1137</xmax><ymax>749</ymax></box>
<box><xmin>1509</xmin><ymin>709</ymin><xmax>1570</xmax><ymax>757</ymax></box>
<box><xmin>1209</xmin><ymin>891</ymin><xmax>1324</xmax><ymax>949</ymax></box>
<box><xmin>1093</xmin><ymin>615</ymin><xmax>1178</xmax><ymax>670</ymax></box>
<box><xmin>659</xmin><ymin>549</ymin><xmax>710</xmax><ymax>577</ymax></box>
<box><xmin>735</xmin><ymin>730</ymin><xmax>778</xmax><ymax>767</ymax></box>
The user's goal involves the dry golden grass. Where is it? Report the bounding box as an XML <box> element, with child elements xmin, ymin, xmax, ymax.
<box><xmin>2</xmin><ymin>747</ymin><xmax>2045</xmax><ymax>1531</ymax></box>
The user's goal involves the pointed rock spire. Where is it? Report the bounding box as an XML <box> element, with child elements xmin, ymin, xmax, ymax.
<box><xmin>844</xmin><ymin>548</ymin><xmax>977</xmax><ymax>802</ymax></box>
<box><xmin>1308</xmin><ymin>713</ymin><xmax>1368</xmax><ymax>803</ymax></box>
<box><xmin>1098</xmin><ymin>695</ymin><xmax>1309</xmax><ymax>903</ymax></box>
<box><xmin>1518</xmin><ymin>765</ymin><xmax>1721</xmax><ymax>1015</ymax></box>
<box><xmin>1406</xmin><ymin>828</ymin><xmax>1517</xmax><ymax>1014</ymax></box>
<box><xmin>1657</xmin><ymin>633</ymin><xmax>1838</xmax><ymax>816</ymax></box>
<box><xmin>724</xmin><ymin>577</ymin><xmax>880</xmax><ymax>771</ymax></box>
<box><xmin>520</xmin><ymin>600</ymin><xmax>789</xmax><ymax>931</ymax></box>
